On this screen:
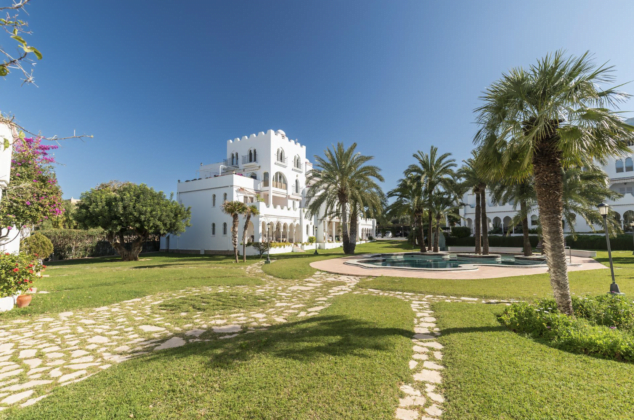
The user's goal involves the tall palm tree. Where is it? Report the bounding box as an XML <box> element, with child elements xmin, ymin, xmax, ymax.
<box><xmin>474</xmin><ymin>51</ymin><xmax>634</xmax><ymax>315</ymax></box>
<box><xmin>241</xmin><ymin>204</ymin><xmax>259</xmax><ymax>262</ymax></box>
<box><xmin>489</xmin><ymin>176</ymin><xmax>535</xmax><ymax>256</ymax></box>
<box><xmin>306</xmin><ymin>143</ymin><xmax>383</xmax><ymax>254</ymax></box>
<box><xmin>388</xmin><ymin>175</ymin><xmax>426</xmax><ymax>252</ymax></box>
<box><xmin>458</xmin><ymin>153</ymin><xmax>489</xmax><ymax>254</ymax></box>
<box><xmin>222</xmin><ymin>200</ymin><xmax>247</xmax><ymax>263</ymax></box>
<box><xmin>349</xmin><ymin>179</ymin><xmax>384</xmax><ymax>253</ymax></box>
<box><xmin>406</xmin><ymin>146</ymin><xmax>456</xmax><ymax>252</ymax></box>
<box><xmin>430</xmin><ymin>191</ymin><xmax>460</xmax><ymax>252</ymax></box>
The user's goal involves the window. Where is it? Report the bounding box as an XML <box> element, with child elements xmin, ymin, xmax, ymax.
<box><xmin>253</xmin><ymin>149</ymin><xmax>257</xmax><ymax>162</ymax></box>
<box><xmin>273</xmin><ymin>172</ymin><xmax>287</xmax><ymax>188</ymax></box>
<box><xmin>616</xmin><ymin>159</ymin><xmax>624</xmax><ymax>173</ymax></box>
<box><xmin>294</xmin><ymin>155</ymin><xmax>301</xmax><ymax>169</ymax></box>
<box><xmin>627</xmin><ymin>187</ymin><xmax>633</xmax><ymax>195</ymax></box>
<box><xmin>626</xmin><ymin>158</ymin><xmax>633</xmax><ymax>172</ymax></box>
<box><xmin>306</xmin><ymin>225</ymin><xmax>309</xmax><ymax>235</ymax></box>
<box><xmin>531</xmin><ymin>215</ymin><xmax>538</xmax><ymax>226</ymax></box>
<box><xmin>277</xmin><ymin>148</ymin><xmax>285</xmax><ymax>162</ymax></box>
<box><xmin>295</xmin><ymin>179</ymin><xmax>300</xmax><ymax>193</ymax></box>
<box><xmin>223</xmin><ymin>193</ymin><xmax>227</xmax><ymax>201</ymax></box>
<box><xmin>212</xmin><ymin>223</ymin><xmax>216</xmax><ymax>235</ymax></box>
<box><xmin>249</xmin><ymin>172</ymin><xmax>257</xmax><ymax>180</ymax></box>
<box><xmin>212</xmin><ymin>194</ymin><xmax>216</xmax><ymax>207</ymax></box>
<box><xmin>249</xmin><ymin>149</ymin><xmax>253</xmax><ymax>162</ymax></box>
<box><xmin>223</xmin><ymin>223</ymin><xmax>227</xmax><ymax>235</ymax></box>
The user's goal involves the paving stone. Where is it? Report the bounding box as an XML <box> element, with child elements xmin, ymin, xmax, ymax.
<box><xmin>66</xmin><ymin>363</ymin><xmax>100</xmax><ymax>370</ymax></box>
<box><xmin>399</xmin><ymin>395</ymin><xmax>426</xmax><ymax>407</ymax></box>
<box><xmin>20</xmin><ymin>394</ymin><xmax>48</xmax><ymax>407</ymax></box>
<box><xmin>420</xmin><ymin>341</ymin><xmax>443</xmax><ymax>350</ymax></box>
<box><xmin>400</xmin><ymin>384</ymin><xmax>422</xmax><ymax>396</ymax></box>
<box><xmin>423</xmin><ymin>361</ymin><xmax>444</xmax><ymax>370</ymax></box>
<box><xmin>70</xmin><ymin>350</ymin><xmax>89</xmax><ymax>358</ymax></box>
<box><xmin>184</xmin><ymin>329</ymin><xmax>205</xmax><ymax>337</ymax></box>
<box><xmin>425</xmin><ymin>404</ymin><xmax>442</xmax><ymax>417</ymax></box>
<box><xmin>0</xmin><ymin>369</ymin><xmax>22</xmax><ymax>380</ymax></box>
<box><xmin>59</xmin><ymin>370</ymin><xmax>86</xmax><ymax>382</ymax></box>
<box><xmin>409</xmin><ymin>360</ymin><xmax>418</xmax><ymax>369</ymax></box>
<box><xmin>212</xmin><ymin>325</ymin><xmax>241</xmax><ymax>333</ymax></box>
<box><xmin>428</xmin><ymin>391</ymin><xmax>444</xmax><ymax>403</ymax></box>
<box><xmin>87</xmin><ymin>336</ymin><xmax>109</xmax><ymax>344</ymax></box>
<box><xmin>70</xmin><ymin>356</ymin><xmax>94</xmax><ymax>364</ymax></box>
<box><xmin>395</xmin><ymin>408</ymin><xmax>419</xmax><ymax>420</ymax></box>
<box><xmin>412</xmin><ymin>345</ymin><xmax>427</xmax><ymax>353</ymax></box>
<box><xmin>46</xmin><ymin>352</ymin><xmax>65</xmax><ymax>359</ymax></box>
<box><xmin>413</xmin><ymin>369</ymin><xmax>442</xmax><ymax>384</ymax></box>
<box><xmin>23</xmin><ymin>359</ymin><xmax>41</xmax><ymax>369</ymax></box>
<box><xmin>412</xmin><ymin>353</ymin><xmax>428</xmax><ymax>361</ymax></box>
<box><xmin>49</xmin><ymin>368</ymin><xmax>62</xmax><ymax>378</ymax></box>
<box><xmin>138</xmin><ymin>325</ymin><xmax>165</xmax><ymax>332</ymax></box>
<box><xmin>18</xmin><ymin>349</ymin><xmax>37</xmax><ymax>359</ymax></box>
<box><xmin>154</xmin><ymin>337</ymin><xmax>186</xmax><ymax>351</ymax></box>
<box><xmin>0</xmin><ymin>389</ymin><xmax>34</xmax><ymax>405</ymax></box>
<box><xmin>40</xmin><ymin>346</ymin><xmax>61</xmax><ymax>353</ymax></box>
<box><xmin>1</xmin><ymin>380</ymin><xmax>52</xmax><ymax>392</ymax></box>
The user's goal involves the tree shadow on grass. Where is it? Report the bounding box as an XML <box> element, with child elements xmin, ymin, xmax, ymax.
<box><xmin>139</xmin><ymin>314</ymin><xmax>413</xmax><ymax>371</ymax></box>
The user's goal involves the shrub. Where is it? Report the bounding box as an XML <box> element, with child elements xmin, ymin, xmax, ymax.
<box><xmin>564</xmin><ymin>234</ymin><xmax>634</xmax><ymax>251</ymax></box>
<box><xmin>499</xmin><ymin>295</ymin><xmax>634</xmax><ymax>362</ymax></box>
<box><xmin>0</xmin><ymin>252</ymin><xmax>44</xmax><ymax>297</ymax></box>
<box><xmin>308</xmin><ymin>236</ymin><xmax>316</xmax><ymax>244</ymax></box>
<box><xmin>446</xmin><ymin>235</ymin><xmax>539</xmax><ymax>247</ymax></box>
<box><xmin>251</xmin><ymin>242</ymin><xmax>270</xmax><ymax>258</ymax></box>
<box><xmin>368</xmin><ymin>235</ymin><xmax>374</xmax><ymax>241</ymax></box>
<box><xmin>21</xmin><ymin>232</ymin><xmax>54</xmax><ymax>259</ymax></box>
<box><xmin>451</xmin><ymin>227</ymin><xmax>471</xmax><ymax>239</ymax></box>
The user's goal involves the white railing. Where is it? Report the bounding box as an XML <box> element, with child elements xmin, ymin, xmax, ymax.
<box><xmin>242</xmin><ymin>155</ymin><xmax>258</xmax><ymax>165</ymax></box>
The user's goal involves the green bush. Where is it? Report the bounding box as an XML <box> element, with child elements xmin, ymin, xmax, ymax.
<box><xmin>451</xmin><ymin>227</ymin><xmax>471</xmax><ymax>239</ymax></box>
<box><xmin>499</xmin><ymin>295</ymin><xmax>634</xmax><ymax>362</ymax></box>
<box><xmin>446</xmin><ymin>235</ymin><xmax>539</xmax><ymax>247</ymax></box>
<box><xmin>308</xmin><ymin>236</ymin><xmax>316</xmax><ymax>244</ymax></box>
<box><xmin>21</xmin><ymin>232</ymin><xmax>54</xmax><ymax>259</ymax></box>
<box><xmin>565</xmin><ymin>234</ymin><xmax>634</xmax><ymax>251</ymax></box>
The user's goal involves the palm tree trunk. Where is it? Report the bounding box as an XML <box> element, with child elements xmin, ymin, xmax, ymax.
<box><xmin>427</xmin><ymin>210</ymin><xmax>433</xmax><ymax>251</ymax></box>
<box><xmin>480</xmin><ymin>185</ymin><xmax>489</xmax><ymax>255</ymax></box>
<box><xmin>532</xmin><ymin>139</ymin><xmax>573</xmax><ymax>315</ymax></box>
<box><xmin>434</xmin><ymin>215</ymin><xmax>441</xmax><ymax>252</ymax></box>
<box><xmin>242</xmin><ymin>214</ymin><xmax>251</xmax><ymax>263</ymax></box>
<box><xmin>340</xmin><ymin>198</ymin><xmax>351</xmax><ymax>254</ymax></box>
<box><xmin>474</xmin><ymin>188</ymin><xmax>481</xmax><ymax>255</ymax></box>
<box><xmin>232</xmin><ymin>215</ymin><xmax>240</xmax><ymax>263</ymax></box>
<box><xmin>417</xmin><ymin>212</ymin><xmax>426</xmax><ymax>252</ymax></box>
<box><xmin>349</xmin><ymin>207</ymin><xmax>358</xmax><ymax>254</ymax></box>
<box><xmin>520</xmin><ymin>200</ymin><xmax>532</xmax><ymax>257</ymax></box>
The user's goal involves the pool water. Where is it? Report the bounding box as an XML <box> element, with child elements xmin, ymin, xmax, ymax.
<box><xmin>360</xmin><ymin>254</ymin><xmax>546</xmax><ymax>269</ymax></box>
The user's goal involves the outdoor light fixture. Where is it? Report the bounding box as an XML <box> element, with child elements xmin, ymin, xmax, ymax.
<box><xmin>264</xmin><ymin>220</ymin><xmax>271</xmax><ymax>264</ymax></box>
<box><xmin>597</xmin><ymin>203</ymin><xmax>622</xmax><ymax>294</ymax></box>
<box><xmin>630</xmin><ymin>221</ymin><xmax>634</xmax><ymax>256</ymax></box>
<box><xmin>314</xmin><ymin>225</ymin><xmax>319</xmax><ymax>255</ymax></box>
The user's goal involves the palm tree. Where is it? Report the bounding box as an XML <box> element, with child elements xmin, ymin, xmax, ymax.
<box><xmin>430</xmin><ymin>191</ymin><xmax>460</xmax><ymax>252</ymax></box>
<box><xmin>388</xmin><ymin>175</ymin><xmax>426</xmax><ymax>251</ymax></box>
<box><xmin>306</xmin><ymin>143</ymin><xmax>383</xmax><ymax>254</ymax></box>
<box><xmin>474</xmin><ymin>51</ymin><xmax>634</xmax><ymax>315</ymax></box>
<box><xmin>349</xmin><ymin>179</ymin><xmax>384</xmax><ymax>253</ymax></box>
<box><xmin>241</xmin><ymin>204</ymin><xmax>259</xmax><ymax>262</ymax></box>
<box><xmin>222</xmin><ymin>200</ymin><xmax>247</xmax><ymax>263</ymax></box>
<box><xmin>458</xmin><ymin>153</ymin><xmax>489</xmax><ymax>254</ymax></box>
<box><xmin>406</xmin><ymin>146</ymin><xmax>456</xmax><ymax>252</ymax></box>
<box><xmin>489</xmin><ymin>176</ymin><xmax>535</xmax><ymax>256</ymax></box>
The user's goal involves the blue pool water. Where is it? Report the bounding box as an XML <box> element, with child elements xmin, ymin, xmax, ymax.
<box><xmin>359</xmin><ymin>254</ymin><xmax>545</xmax><ymax>269</ymax></box>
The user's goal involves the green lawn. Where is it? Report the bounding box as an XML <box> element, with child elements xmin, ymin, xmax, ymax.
<box><xmin>262</xmin><ymin>240</ymin><xmax>416</xmax><ymax>279</ymax></box>
<box><xmin>358</xmin><ymin>250</ymin><xmax>634</xmax><ymax>300</ymax></box>
<box><xmin>436</xmin><ymin>302</ymin><xmax>634</xmax><ymax>419</ymax></box>
<box><xmin>0</xmin><ymin>253</ymin><xmax>263</xmax><ymax>320</ymax></box>
<box><xmin>8</xmin><ymin>294</ymin><xmax>413</xmax><ymax>420</ymax></box>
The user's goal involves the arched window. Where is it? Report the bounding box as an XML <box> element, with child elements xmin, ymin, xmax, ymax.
<box><xmin>295</xmin><ymin>179</ymin><xmax>300</xmax><ymax>193</ymax></box>
<box><xmin>277</xmin><ymin>148</ymin><xmax>285</xmax><ymax>162</ymax></box>
<box><xmin>306</xmin><ymin>225</ymin><xmax>309</xmax><ymax>235</ymax></box>
<box><xmin>235</xmin><ymin>152</ymin><xmax>239</xmax><ymax>165</ymax></box>
<box><xmin>616</xmin><ymin>159</ymin><xmax>624</xmax><ymax>173</ymax></box>
<box><xmin>273</xmin><ymin>172</ymin><xmax>287</xmax><ymax>189</ymax></box>
<box><xmin>223</xmin><ymin>223</ymin><xmax>227</xmax><ymax>235</ymax></box>
<box><xmin>626</xmin><ymin>158</ymin><xmax>633</xmax><ymax>172</ymax></box>
<box><xmin>249</xmin><ymin>149</ymin><xmax>253</xmax><ymax>162</ymax></box>
<box><xmin>212</xmin><ymin>223</ymin><xmax>216</xmax><ymax>235</ymax></box>
<box><xmin>212</xmin><ymin>194</ymin><xmax>216</xmax><ymax>207</ymax></box>
<box><xmin>253</xmin><ymin>149</ymin><xmax>257</xmax><ymax>162</ymax></box>
<box><xmin>294</xmin><ymin>155</ymin><xmax>301</xmax><ymax>169</ymax></box>
<box><xmin>223</xmin><ymin>193</ymin><xmax>227</xmax><ymax>202</ymax></box>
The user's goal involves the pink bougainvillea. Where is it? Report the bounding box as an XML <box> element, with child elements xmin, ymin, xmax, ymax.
<box><xmin>0</xmin><ymin>135</ymin><xmax>64</xmax><ymax>237</ymax></box>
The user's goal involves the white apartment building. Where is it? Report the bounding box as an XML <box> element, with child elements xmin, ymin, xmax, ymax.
<box><xmin>460</xmin><ymin>118</ymin><xmax>634</xmax><ymax>235</ymax></box>
<box><xmin>160</xmin><ymin>129</ymin><xmax>376</xmax><ymax>255</ymax></box>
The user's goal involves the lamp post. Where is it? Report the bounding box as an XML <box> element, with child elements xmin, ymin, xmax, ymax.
<box><xmin>313</xmin><ymin>225</ymin><xmax>319</xmax><ymax>255</ymax></box>
<box><xmin>264</xmin><ymin>220</ymin><xmax>271</xmax><ymax>264</ymax></box>
<box><xmin>630</xmin><ymin>220</ymin><xmax>634</xmax><ymax>256</ymax></box>
<box><xmin>598</xmin><ymin>203</ymin><xmax>621</xmax><ymax>294</ymax></box>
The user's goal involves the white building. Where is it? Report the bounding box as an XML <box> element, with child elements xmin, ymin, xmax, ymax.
<box><xmin>160</xmin><ymin>129</ymin><xmax>376</xmax><ymax>255</ymax></box>
<box><xmin>0</xmin><ymin>122</ymin><xmax>23</xmax><ymax>255</ymax></box>
<box><xmin>461</xmin><ymin>118</ymin><xmax>634</xmax><ymax>235</ymax></box>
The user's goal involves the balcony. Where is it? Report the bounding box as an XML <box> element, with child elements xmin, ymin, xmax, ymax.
<box><xmin>242</xmin><ymin>155</ymin><xmax>258</xmax><ymax>165</ymax></box>
<box><xmin>262</xmin><ymin>180</ymin><xmax>287</xmax><ymax>190</ymax></box>
<box><xmin>275</xmin><ymin>157</ymin><xmax>288</xmax><ymax>167</ymax></box>
<box><xmin>223</xmin><ymin>158</ymin><xmax>239</xmax><ymax>168</ymax></box>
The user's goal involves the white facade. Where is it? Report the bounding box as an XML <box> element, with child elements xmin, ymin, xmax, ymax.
<box><xmin>0</xmin><ymin>122</ymin><xmax>21</xmax><ymax>255</ymax></box>
<box><xmin>461</xmin><ymin>119</ymin><xmax>634</xmax><ymax>235</ymax></box>
<box><xmin>160</xmin><ymin>129</ymin><xmax>376</xmax><ymax>254</ymax></box>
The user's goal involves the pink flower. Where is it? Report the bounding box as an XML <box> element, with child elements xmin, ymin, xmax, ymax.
<box><xmin>25</xmin><ymin>201</ymin><xmax>30</xmax><ymax>205</ymax></box>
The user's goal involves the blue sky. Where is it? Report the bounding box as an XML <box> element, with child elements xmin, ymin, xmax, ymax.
<box><xmin>3</xmin><ymin>0</ymin><xmax>634</xmax><ymax>199</ymax></box>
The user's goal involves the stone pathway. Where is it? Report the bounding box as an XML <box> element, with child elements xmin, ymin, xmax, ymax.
<box><xmin>0</xmin><ymin>259</ymin><xmax>490</xmax><ymax>416</ymax></box>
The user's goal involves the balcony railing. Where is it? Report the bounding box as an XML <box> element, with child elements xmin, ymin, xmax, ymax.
<box><xmin>223</xmin><ymin>158</ymin><xmax>239</xmax><ymax>167</ymax></box>
<box><xmin>275</xmin><ymin>157</ymin><xmax>288</xmax><ymax>167</ymax></box>
<box><xmin>262</xmin><ymin>181</ymin><xmax>287</xmax><ymax>190</ymax></box>
<box><xmin>242</xmin><ymin>155</ymin><xmax>258</xmax><ymax>165</ymax></box>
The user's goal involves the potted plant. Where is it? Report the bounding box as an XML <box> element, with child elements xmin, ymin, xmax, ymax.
<box><xmin>0</xmin><ymin>252</ymin><xmax>44</xmax><ymax>310</ymax></box>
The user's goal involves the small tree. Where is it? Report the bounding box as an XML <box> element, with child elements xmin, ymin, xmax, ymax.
<box><xmin>222</xmin><ymin>200</ymin><xmax>247</xmax><ymax>263</ymax></box>
<box><xmin>21</xmin><ymin>232</ymin><xmax>53</xmax><ymax>259</ymax></box>
<box><xmin>241</xmin><ymin>204</ymin><xmax>259</xmax><ymax>262</ymax></box>
<box><xmin>74</xmin><ymin>182</ymin><xmax>191</xmax><ymax>261</ymax></box>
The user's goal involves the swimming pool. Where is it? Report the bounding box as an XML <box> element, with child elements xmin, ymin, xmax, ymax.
<box><xmin>345</xmin><ymin>253</ymin><xmax>548</xmax><ymax>271</ymax></box>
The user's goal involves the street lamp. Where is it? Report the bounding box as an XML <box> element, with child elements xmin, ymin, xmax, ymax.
<box><xmin>598</xmin><ymin>203</ymin><xmax>622</xmax><ymax>294</ymax></box>
<box><xmin>313</xmin><ymin>225</ymin><xmax>319</xmax><ymax>255</ymax></box>
<box><xmin>264</xmin><ymin>220</ymin><xmax>271</xmax><ymax>264</ymax></box>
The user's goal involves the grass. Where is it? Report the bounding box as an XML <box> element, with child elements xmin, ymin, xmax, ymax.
<box><xmin>358</xmin><ymin>250</ymin><xmax>634</xmax><ymax>301</ymax></box>
<box><xmin>8</xmin><ymin>293</ymin><xmax>414</xmax><ymax>420</ymax></box>
<box><xmin>158</xmin><ymin>291</ymin><xmax>272</xmax><ymax>313</ymax></box>
<box><xmin>262</xmin><ymin>240</ymin><xmax>417</xmax><ymax>279</ymax></box>
<box><xmin>436</xmin><ymin>302</ymin><xmax>634</xmax><ymax>419</ymax></box>
<box><xmin>0</xmin><ymin>253</ymin><xmax>263</xmax><ymax>320</ymax></box>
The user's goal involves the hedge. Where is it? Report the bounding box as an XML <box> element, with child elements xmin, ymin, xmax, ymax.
<box><xmin>446</xmin><ymin>233</ymin><xmax>634</xmax><ymax>251</ymax></box>
<box><xmin>38</xmin><ymin>229</ymin><xmax>160</xmax><ymax>260</ymax></box>
<box><xmin>446</xmin><ymin>235</ymin><xmax>539</xmax><ymax>248</ymax></box>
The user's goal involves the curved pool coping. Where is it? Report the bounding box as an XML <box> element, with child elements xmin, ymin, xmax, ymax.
<box><xmin>309</xmin><ymin>253</ymin><xmax>605</xmax><ymax>280</ymax></box>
